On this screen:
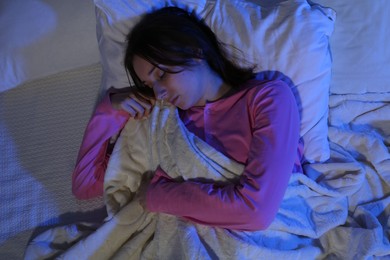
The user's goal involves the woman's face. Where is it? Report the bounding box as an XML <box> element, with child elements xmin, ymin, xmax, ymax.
<box><xmin>132</xmin><ymin>55</ymin><xmax>210</xmax><ymax>110</ymax></box>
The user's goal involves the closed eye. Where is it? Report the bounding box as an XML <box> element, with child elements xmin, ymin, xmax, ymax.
<box><xmin>141</xmin><ymin>81</ymin><xmax>152</xmax><ymax>89</ymax></box>
<box><xmin>159</xmin><ymin>71</ymin><xmax>166</xmax><ymax>80</ymax></box>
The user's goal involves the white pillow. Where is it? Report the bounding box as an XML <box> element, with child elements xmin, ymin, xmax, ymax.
<box><xmin>94</xmin><ymin>0</ymin><xmax>335</xmax><ymax>163</ymax></box>
<box><xmin>314</xmin><ymin>0</ymin><xmax>390</xmax><ymax>94</ymax></box>
<box><xmin>0</xmin><ymin>0</ymin><xmax>100</xmax><ymax>92</ymax></box>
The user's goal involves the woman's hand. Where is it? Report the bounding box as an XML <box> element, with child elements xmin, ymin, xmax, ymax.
<box><xmin>111</xmin><ymin>92</ymin><xmax>155</xmax><ymax>119</ymax></box>
<box><xmin>137</xmin><ymin>167</ymin><xmax>173</xmax><ymax>210</ymax></box>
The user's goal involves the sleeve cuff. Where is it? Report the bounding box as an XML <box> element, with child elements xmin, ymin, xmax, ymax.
<box><xmin>146</xmin><ymin>167</ymin><xmax>173</xmax><ymax>212</ymax></box>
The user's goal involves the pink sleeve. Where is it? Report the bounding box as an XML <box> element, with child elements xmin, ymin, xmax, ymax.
<box><xmin>72</xmin><ymin>88</ymin><xmax>130</xmax><ymax>200</ymax></box>
<box><xmin>146</xmin><ymin>84</ymin><xmax>300</xmax><ymax>231</ymax></box>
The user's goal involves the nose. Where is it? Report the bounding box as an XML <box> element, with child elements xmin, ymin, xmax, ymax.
<box><xmin>153</xmin><ymin>82</ymin><xmax>167</xmax><ymax>100</ymax></box>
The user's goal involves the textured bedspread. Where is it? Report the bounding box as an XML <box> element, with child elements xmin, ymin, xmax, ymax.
<box><xmin>24</xmin><ymin>93</ymin><xmax>390</xmax><ymax>259</ymax></box>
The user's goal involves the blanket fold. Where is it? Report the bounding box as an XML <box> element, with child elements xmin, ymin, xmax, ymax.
<box><xmin>25</xmin><ymin>97</ymin><xmax>390</xmax><ymax>260</ymax></box>
<box><xmin>64</xmin><ymin>102</ymin><xmax>246</xmax><ymax>259</ymax></box>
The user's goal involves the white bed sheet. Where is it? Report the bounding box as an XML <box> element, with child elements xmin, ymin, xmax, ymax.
<box><xmin>0</xmin><ymin>64</ymin><xmax>106</xmax><ymax>259</ymax></box>
<box><xmin>314</xmin><ymin>0</ymin><xmax>390</xmax><ymax>94</ymax></box>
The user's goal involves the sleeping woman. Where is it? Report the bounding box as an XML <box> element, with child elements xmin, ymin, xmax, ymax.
<box><xmin>72</xmin><ymin>6</ymin><xmax>303</xmax><ymax>231</ymax></box>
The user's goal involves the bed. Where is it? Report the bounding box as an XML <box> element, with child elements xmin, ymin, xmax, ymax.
<box><xmin>0</xmin><ymin>0</ymin><xmax>389</xmax><ymax>259</ymax></box>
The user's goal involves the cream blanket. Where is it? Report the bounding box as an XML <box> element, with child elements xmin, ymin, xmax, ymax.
<box><xmin>25</xmin><ymin>96</ymin><xmax>390</xmax><ymax>259</ymax></box>
<box><xmin>67</xmin><ymin>102</ymin><xmax>246</xmax><ymax>259</ymax></box>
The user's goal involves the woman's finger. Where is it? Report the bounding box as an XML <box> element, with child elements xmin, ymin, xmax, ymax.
<box><xmin>120</xmin><ymin>102</ymin><xmax>138</xmax><ymax>117</ymax></box>
<box><xmin>121</xmin><ymin>95</ymin><xmax>153</xmax><ymax>119</ymax></box>
<box><xmin>129</xmin><ymin>93</ymin><xmax>154</xmax><ymax>110</ymax></box>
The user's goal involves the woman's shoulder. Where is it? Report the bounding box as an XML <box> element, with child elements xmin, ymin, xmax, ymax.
<box><xmin>237</xmin><ymin>78</ymin><xmax>293</xmax><ymax>102</ymax></box>
<box><xmin>204</xmin><ymin>78</ymin><xmax>293</xmax><ymax>111</ymax></box>
<box><xmin>241</xmin><ymin>78</ymin><xmax>290</xmax><ymax>93</ymax></box>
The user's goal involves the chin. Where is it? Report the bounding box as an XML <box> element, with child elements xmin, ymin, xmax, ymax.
<box><xmin>175</xmin><ymin>101</ymin><xmax>187</xmax><ymax>110</ymax></box>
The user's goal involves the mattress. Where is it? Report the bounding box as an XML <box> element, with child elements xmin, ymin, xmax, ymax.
<box><xmin>0</xmin><ymin>63</ymin><xmax>106</xmax><ymax>258</ymax></box>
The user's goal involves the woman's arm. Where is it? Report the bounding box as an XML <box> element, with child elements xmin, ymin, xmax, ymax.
<box><xmin>146</xmin><ymin>82</ymin><xmax>301</xmax><ymax>231</ymax></box>
<box><xmin>72</xmin><ymin>88</ymin><xmax>130</xmax><ymax>199</ymax></box>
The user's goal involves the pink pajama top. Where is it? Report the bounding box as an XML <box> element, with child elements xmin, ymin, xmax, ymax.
<box><xmin>72</xmin><ymin>79</ymin><xmax>303</xmax><ymax>231</ymax></box>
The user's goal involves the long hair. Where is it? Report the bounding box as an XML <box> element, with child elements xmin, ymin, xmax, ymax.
<box><xmin>124</xmin><ymin>6</ymin><xmax>256</xmax><ymax>98</ymax></box>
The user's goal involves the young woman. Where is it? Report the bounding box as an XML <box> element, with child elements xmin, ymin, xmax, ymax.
<box><xmin>72</xmin><ymin>7</ymin><xmax>303</xmax><ymax>231</ymax></box>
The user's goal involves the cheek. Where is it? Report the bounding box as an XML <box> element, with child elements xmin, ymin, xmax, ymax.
<box><xmin>165</xmin><ymin>70</ymin><xmax>200</xmax><ymax>98</ymax></box>
<box><xmin>178</xmin><ymin>71</ymin><xmax>199</xmax><ymax>90</ymax></box>
<box><xmin>166</xmin><ymin>74</ymin><xmax>187</xmax><ymax>93</ymax></box>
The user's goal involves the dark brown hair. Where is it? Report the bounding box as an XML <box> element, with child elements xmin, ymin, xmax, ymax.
<box><xmin>124</xmin><ymin>6</ymin><xmax>256</xmax><ymax>98</ymax></box>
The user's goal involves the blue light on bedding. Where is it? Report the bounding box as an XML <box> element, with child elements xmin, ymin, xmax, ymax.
<box><xmin>0</xmin><ymin>0</ymin><xmax>56</xmax><ymax>92</ymax></box>
<box><xmin>0</xmin><ymin>121</ymin><xmax>59</xmax><ymax>244</ymax></box>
